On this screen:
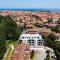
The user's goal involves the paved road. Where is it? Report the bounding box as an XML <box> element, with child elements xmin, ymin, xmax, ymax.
<box><xmin>35</xmin><ymin>47</ymin><xmax>56</xmax><ymax>60</ymax></box>
<box><xmin>35</xmin><ymin>48</ymin><xmax>46</xmax><ymax>60</ymax></box>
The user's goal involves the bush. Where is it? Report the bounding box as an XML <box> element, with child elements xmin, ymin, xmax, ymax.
<box><xmin>46</xmin><ymin>50</ymin><xmax>50</xmax><ymax>54</ymax></box>
<box><xmin>45</xmin><ymin>50</ymin><xmax>51</xmax><ymax>60</ymax></box>
<box><xmin>30</xmin><ymin>50</ymin><xmax>35</xmax><ymax>59</ymax></box>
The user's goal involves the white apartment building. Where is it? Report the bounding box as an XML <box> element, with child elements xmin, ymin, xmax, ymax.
<box><xmin>19</xmin><ymin>33</ymin><xmax>43</xmax><ymax>50</ymax></box>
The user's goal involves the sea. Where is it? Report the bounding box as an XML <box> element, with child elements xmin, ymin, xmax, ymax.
<box><xmin>0</xmin><ymin>8</ymin><xmax>60</xmax><ymax>13</ymax></box>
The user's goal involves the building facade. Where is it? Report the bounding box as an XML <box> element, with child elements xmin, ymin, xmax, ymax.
<box><xmin>19</xmin><ymin>33</ymin><xmax>43</xmax><ymax>50</ymax></box>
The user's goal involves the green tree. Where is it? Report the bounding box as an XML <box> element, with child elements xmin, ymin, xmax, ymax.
<box><xmin>54</xmin><ymin>42</ymin><xmax>60</xmax><ymax>60</ymax></box>
<box><xmin>48</xmin><ymin>18</ymin><xmax>53</xmax><ymax>23</ymax></box>
<box><xmin>57</xmin><ymin>18</ymin><xmax>60</xmax><ymax>24</ymax></box>
<box><xmin>30</xmin><ymin>50</ymin><xmax>34</xmax><ymax>59</ymax></box>
<box><xmin>46</xmin><ymin>50</ymin><xmax>50</xmax><ymax>54</ymax></box>
<box><xmin>45</xmin><ymin>53</ymin><xmax>51</xmax><ymax>60</ymax></box>
<box><xmin>0</xmin><ymin>16</ymin><xmax>20</xmax><ymax>40</ymax></box>
<box><xmin>44</xmin><ymin>33</ymin><xmax>56</xmax><ymax>48</ymax></box>
<box><xmin>50</xmin><ymin>26</ymin><xmax>60</xmax><ymax>33</ymax></box>
<box><xmin>44</xmin><ymin>33</ymin><xmax>60</xmax><ymax>60</ymax></box>
<box><xmin>0</xmin><ymin>15</ymin><xmax>24</xmax><ymax>60</ymax></box>
<box><xmin>45</xmin><ymin>50</ymin><xmax>51</xmax><ymax>60</ymax></box>
<box><xmin>0</xmin><ymin>30</ymin><xmax>6</xmax><ymax>60</ymax></box>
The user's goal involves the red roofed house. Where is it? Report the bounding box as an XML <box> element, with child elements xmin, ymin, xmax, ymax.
<box><xmin>11</xmin><ymin>43</ymin><xmax>30</xmax><ymax>60</ymax></box>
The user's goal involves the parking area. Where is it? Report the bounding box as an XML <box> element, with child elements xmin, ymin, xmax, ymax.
<box><xmin>34</xmin><ymin>47</ymin><xmax>56</xmax><ymax>60</ymax></box>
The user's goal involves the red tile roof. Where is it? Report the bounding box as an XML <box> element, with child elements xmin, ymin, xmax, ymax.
<box><xmin>11</xmin><ymin>43</ymin><xmax>30</xmax><ymax>60</ymax></box>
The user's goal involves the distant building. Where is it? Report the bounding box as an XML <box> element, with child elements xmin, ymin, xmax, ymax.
<box><xmin>41</xmin><ymin>18</ymin><xmax>48</xmax><ymax>23</ymax></box>
<box><xmin>11</xmin><ymin>43</ymin><xmax>30</xmax><ymax>60</ymax></box>
<box><xmin>19</xmin><ymin>33</ymin><xmax>43</xmax><ymax>50</ymax></box>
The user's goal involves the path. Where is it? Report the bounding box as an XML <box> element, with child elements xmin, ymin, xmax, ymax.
<box><xmin>3</xmin><ymin>44</ymin><xmax>14</xmax><ymax>60</ymax></box>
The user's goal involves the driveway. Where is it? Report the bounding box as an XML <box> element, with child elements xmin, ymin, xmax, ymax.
<box><xmin>35</xmin><ymin>48</ymin><xmax>47</xmax><ymax>60</ymax></box>
<box><xmin>35</xmin><ymin>47</ymin><xmax>56</xmax><ymax>60</ymax></box>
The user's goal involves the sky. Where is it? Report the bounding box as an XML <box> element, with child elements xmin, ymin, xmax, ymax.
<box><xmin>0</xmin><ymin>0</ymin><xmax>60</xmax><ymax>9</ymax></box>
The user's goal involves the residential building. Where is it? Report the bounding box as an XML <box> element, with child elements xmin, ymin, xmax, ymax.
<box><xmin>11</xmin><ymin>43</ymin><xmax>30</xmax><ymax>60</ymax></box>
<box><xmin>38</xmin><ymin>27</ymin><xmax>53</xmax><ymax>36</ymax></box>
<box><xmin>19</xmin><ymin>33</ymin><xmax>43</xmax><ymax>50</ymax></box>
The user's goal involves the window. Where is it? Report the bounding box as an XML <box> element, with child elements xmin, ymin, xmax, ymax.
<box><xmin>38</xmin><ymin>40</ymin><xmax>42</xmax><ymax>46</ymax></box>
<box><xmin>29</xmin><ymin>37</ymin><xmax>30</xmax><ymax>39</ymax></box>
<box><xmin>38</xmin><ymin>40</ymin><xmax>41</xmax><ymax>41</ymax></box>
<box><xmin>22</xmin><ymin>37</ymin><xmax>24</xmax><ymax>39</ymax></box>
<box><xmin>28</xmin><ymin>40</ymin><xmax>34</xmax><ymax>46</ymax></box>
<box><xmin>27</xmin><ymin>37</ymin><xmax>28</xmax><ymax>39</ymax></box>
<box><xmin>19</xmin><ymin>40</ymin><xmax>22</xmax><ymax>43</ymax></box>
<box><xmin>37</xmin><ymin>37</ymin><xmax>39</xmax><ymax>39</ymax></box>
<box><xmin>34</xmin><ymin>37</ymin><xmax>36</xmax><ymax>39</ymax></box>
<box><xmin>32</xmin><ymin>37</ymin><xmax>33</xmax><ymax>39</ymax></box>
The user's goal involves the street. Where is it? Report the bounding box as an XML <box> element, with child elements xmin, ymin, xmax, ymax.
<box><xmin>35</xmin><ymin>48</ymin><xmax>46</xmax><ymax>60</ymax></box>
<box><xmin>35</xmin><ymin>47</ymin><xmax>56</xmax><ymax>60</ymax></box>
